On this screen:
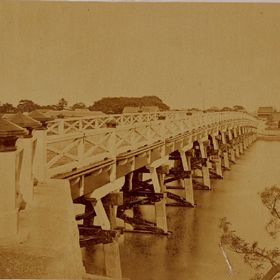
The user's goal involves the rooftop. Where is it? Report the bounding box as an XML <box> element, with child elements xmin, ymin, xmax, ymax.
<box><xmin>257</xmin><ymin>107</ymin><xmax>274</xmax><ymax>113</ymax></box>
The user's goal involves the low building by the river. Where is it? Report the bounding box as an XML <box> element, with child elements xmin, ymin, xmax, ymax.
<box><xmin>257</xmin><ymin>106</ymin><xmax>280</xmax><ymax>128</ymax></box>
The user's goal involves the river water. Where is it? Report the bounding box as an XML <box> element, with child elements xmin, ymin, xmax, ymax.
<box><xmin>118</xmin><ymin>140</ymin><xmax>280</xmax><ymax>280</ymax></box>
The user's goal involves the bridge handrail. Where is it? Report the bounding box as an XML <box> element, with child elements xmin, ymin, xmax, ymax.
<box><xmin>46</xmin><ymin>111</ymin><xmax>257</xmax><ymax>136</ymax></box>
<box><xmin>45</xmin><ymin>112</ymin><xmax>258</xmax><ymax>177</ymax></box>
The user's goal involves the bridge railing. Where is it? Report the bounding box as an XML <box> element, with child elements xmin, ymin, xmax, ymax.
<box><xmin>46</xmin><ymin>111</ymin><xmax>256</xmax><ymax>136</ymax></box>
<box><xmin>45</xmin><ymin>112</ymin><xmax>258</xmax><ymax>177</ymax></box>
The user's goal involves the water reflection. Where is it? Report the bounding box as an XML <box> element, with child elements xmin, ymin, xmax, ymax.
<box><xmin>86</xmin><ymin>140</ymin><xmax>280</xmax><ymax>280</ymax></box>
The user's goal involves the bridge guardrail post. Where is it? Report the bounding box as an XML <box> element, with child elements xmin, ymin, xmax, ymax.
<box><xmin>8</xmin><ymin>113</ymin><xmax>42</xmax><ymax>206</ymax></box>
<box><xmin>58</xmin><ymin>119</ymin><xmax>64</xmax><ymax>135</ymax></box>
<box><xmin>0</xmin><ymin>118</ymin><xmax>27</xmax><ymax>239</ymax></box>
<box><xmin>77</xmin><ymin>133</ymin><xmax>85</xmax><ymax>168</ymax></box>
<box><xmin>106</xmin><ymin>120</ymin><xmax>117</xmax><ymax>158</ymax></box>
<box><xmin>29</xmin><ymin>111</ymin><xmax>52</xmax><ymax>183</ymax></box>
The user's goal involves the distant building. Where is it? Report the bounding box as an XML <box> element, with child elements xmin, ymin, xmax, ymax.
<box><xmin>257</xmin><ymin>106</ymin><xmax>274</xmax><ymax>119</ymax></box>
<box><xmin>122</xmin><ymin>106</ymin><xmax>159</xmax><ymax>114</ymax></box>
<box><xmin>122</xmin><ymin>107</ymin><xmax>140</xmax><ymax>113</ymax></box>
<box><xmin>141</xmin><ymin>106</ymin><xmax>159</xmax><ymax>112</ymax></box>
<box><xmin>256</xmin><ymin>107</ymin><xmax>280</xmax><ymax>129</ymax></box>
<box><xmin>270</xmin><ymin>112</ymin><xmax>280</xmax><ymax>128</ymax></box>
<box><xmin>39</xmin><ymin>109</ymin><xmax>104</xmax><ymax>118</ymax></box>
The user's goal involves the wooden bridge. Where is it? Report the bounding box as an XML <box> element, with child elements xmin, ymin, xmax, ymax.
<box><xmin>0</xmin><ymin>110</ymin><xmax>258</xmax><ymax>279</ymax></box>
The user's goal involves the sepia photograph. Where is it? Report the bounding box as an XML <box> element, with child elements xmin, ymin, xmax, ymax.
<box><xmin>0</xmin><ymin>1</ymin><xmax>280</xmax><ymax>279</ymax></box>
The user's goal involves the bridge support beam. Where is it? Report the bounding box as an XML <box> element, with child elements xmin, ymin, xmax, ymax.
<box><xmin>118</xmin><ymin>164</ymin><xmax>169</xmax><ymax>234</ymax></box>
<box><xmin>228</xmin><ymin>129</ymin><xmax>233</xmax><ymax>141</ymax></box>
<box><xmin>212</xmin><ymin>136</ymin><xmax>219</xmax><ymax>151</ymax></box>
<box><xmin>229</xmin><ymin>147</ymin><xmax>236</xmax><ymax>163</ymax></box>
<box><xmin>220</xmin><ymin>131</ymin><xmax>230</xmax><ymax>170</ymax></box>
<box><xmin>233</xmin><ymin>127</ymin><xmax>238</xmax><ymax>138</ymax></box>
<box><xmin>222</xmin><ymin>150</ymin><xmax>230</xmax><ymax>170</ymax></box>
<box><xmin>81</xmin><ymin>178</ymin><xmax>124</xmax><ymax>280</ymax></box>
<box><xmin>179</xmin><ymin>150</ymin><xmax>195</xmax><ymax>206</ymax></box>
<box><xmin>239</xmin><ymin>138</ymin><xmax>244</xmax><ymax>155</ymax></box>
<box><xmin>248</xmin><ymin>134</ymin><xmax>252</xmax><ymax>146</ymax></box>
<box><xmin>199</xmin><ymin>141</ymin><xmax>207</xmax><ymax>159</ymax></box>
<box><xmin>150</xmin><ymin>166</ymin><xmax>168</xmax><ymax>233</ymax></box>
<box><xmin>202</xmin><ymin>163</ymin><xmax>211</xmax><ymax>189</ymax></box>
<box><xmin>243</xmin><ymin>131</ymin><xmax>249</xmax><ymax>150</ymax></box>
<box><xmin>164</xmin><ymin>151</ymin><xmax>195</xmax><ymax>206</ymax></box>
<box><xmin>221</xmin><ymin>131</ymin><xmax>227</xmax><ymax>145</ymax></box>
<box><xmin>235</xmin><ymin>141</ymin><xmax>240</xmax><ymax>158</ymax></box>
<box><xmin>212</xmin><ymin>155</ymin><xmax>223</xmax><ymax>178</ymax></box>
<box><xmin>199</xmin><ymin>141</ymin><xmax>211</xmax><ymax>189</ymax></box>
<box><xmin>245</xmin><ymin>137</ymin><xmax>249</xmax><ymax>150</ymax></box>
<box><xmin>209</xmin><ymin>135</ymin><xmax>223</xmax><ymax>179</ymax></box>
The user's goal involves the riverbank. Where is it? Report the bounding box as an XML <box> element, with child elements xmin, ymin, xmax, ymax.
<box><xmin>257</xmin><ymin>128</ymin><xmax>280</xmax><ymax>140</ymax></box>
<box><xmin>257</xmin><ymin>129</ymin><xmax>280</xmax><ymax>141</ymax></box>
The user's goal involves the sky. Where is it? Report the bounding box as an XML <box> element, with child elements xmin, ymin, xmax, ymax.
<box><xmin>1</xmin><ymin>2</ymin><xmax>280</xmax><ymax>111</ymax></box>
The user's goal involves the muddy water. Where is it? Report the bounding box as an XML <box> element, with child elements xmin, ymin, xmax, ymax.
<box><xmin>118</xmin><ymin>140</ymin><xmax>280</xmax><ymax>280</ymax></box>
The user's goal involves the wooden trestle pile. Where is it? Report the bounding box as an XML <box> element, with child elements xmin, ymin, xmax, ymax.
<box><xmin>74</xmin><ymin>127</ymin><xmax>257</xmax><ymax>279</ymax></box>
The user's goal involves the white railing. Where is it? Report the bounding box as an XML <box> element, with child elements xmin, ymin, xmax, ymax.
<box><xmin>45</xmin><ymin>112</ymin><xmax>258</xmax><ymax>177</ymax></box>
<box><xmin>46</xmin><ymin>111</ymin><xmax>257</xmax><ymax>136</ymax></box>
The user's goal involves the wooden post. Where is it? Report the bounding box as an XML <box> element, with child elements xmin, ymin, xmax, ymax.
<box><xmin>154</xmin><ymin>196</ymin><xmax>168</xmax><ymax>233</ymax></box>
<box><xmin>230</xmin><ymin>148</ymin><xmax>236</xmax><ymax>163</ymax></box>
<box><xmin>180</xmin><ymin>150</ymin><xmax>195</xmax><ymax>206</ymax></box>
<box><xmin>18</xmin><ymin>137</ymin><xmax>34</xmax><ymax>205</ymax></box>
<box><xmin>214</xmin><ymin>156</ymin><xmax>223</xmax><ymax>178</ymax></box>
<box><xmin>28</xmin><ymin>110</ymin><xmax>52</xmax><ymax>183</ymax></box>
<box><xmin>228</xmin><ymin>129</ymin><xmax>233</xmax><ymax>141</ymax></box>
<box><xmin>233</xmin><ymin>127</ymin><xmax>238</xmax><ymax>138</ymax></box>
<box><xmin>199</xmin><ymin>141</ymin><xmax>207</xmax><ymax>158</ymax></box>
<box><xmin>235</xmin><ymin>143</ymin><xmax>240</xmax><ymax>158</ymax></box>
<box><xmin>9</xmin><ymin>113</ymin><xmax>42</xmax><ymax>205</ymax></box>
<box><xmin>223</xmin><ymin>151</ymin><xmax>230</xmax><ymax>169</ymax></box>
<box><xmin>239</xmin><ymin>141</ymin><xmax>244</xmax><ymax>154</ymax></box>
<box><xmin>150</xmin><ymin>166</ymin><xmax>161</xmax><ymax>193</ymax></box>
<box><xmin>221</xmin><ymin>131</ymin><xmax>226</xmax><ymax>144</ymax></box>
<box><xmin>202</xmin><ymin>165</ymin><xmax>211</xmax><ymax>190</ymax></box>
<box><xmin>244</xmin><ymin>135</ymin><xmax>248</xmax><ymax>150</ymax></box>
<box><xmin>150</xmin><ymin>167</ymin><xmax>168</xmax><ymax>233</ymax></box>
<box><xmin>0</xmin><ymin>118</ymin><xmax>26</xmax><ymax>239</ymax></box>
<box><xmin>212</xmin><ymin>135</ymin><xmax>219</xmax><ymax>150</ymax></box>
<box><xmin>33</xmin><ymin>129</ymin><xmax>47</xmax><ymax>183</ymax></box>
<box><xmin>93</xmin><ymin>199</ymin><xmax>111</xmax><ymax>230</ymax></box>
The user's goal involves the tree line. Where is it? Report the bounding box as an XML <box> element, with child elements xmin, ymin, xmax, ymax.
<box><xmin>0</xmin><ymin>98</ymin><xmax>81</xmax><ymax>113</ymax></box>
<box><xmin>0</xmin><ymin>96</ymin><xmax>170</xmax><ymax>114</ymax></box>
<box><xmin>0</xmin><ymin>96</ymin><xmax>247</xmax><ymax>114</ymax></box>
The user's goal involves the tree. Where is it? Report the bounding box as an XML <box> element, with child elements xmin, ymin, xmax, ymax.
<box><xmin>72</xmin><ymin>102</ymin><xmax>86</xmax><ymax>110</ymax></box>
<box><xmin>89</xmin><ymin>96</ymin><xmax>169</xmax><ymax>114</ymax></box>
<box><xmin>57</xmin><ymin>98</ymin><xmax>68</xmax><ymax>111</ymax></box>
<box><xmin>233</xmin><ymin>105</ymin><xmax>246</xmax><ymax>112</ymax></box>
<box><xmin>17</xmin><ymin>99</ymin><xmax>41</xmax><ymax>112</ymax></box>
<box><xmin>221</xmin><ymin>106</ymin><xmax>233</xmax><ymax>111</ymax></box>
<box><xmin>0</xmin><ymin>102</ymin><xmax>16</xmax><ymax>113</ymax></box>
<box><xmin>220</xmin><ymin>186</ymin><xmax>280</xmax><ymax>280</ymax></box>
